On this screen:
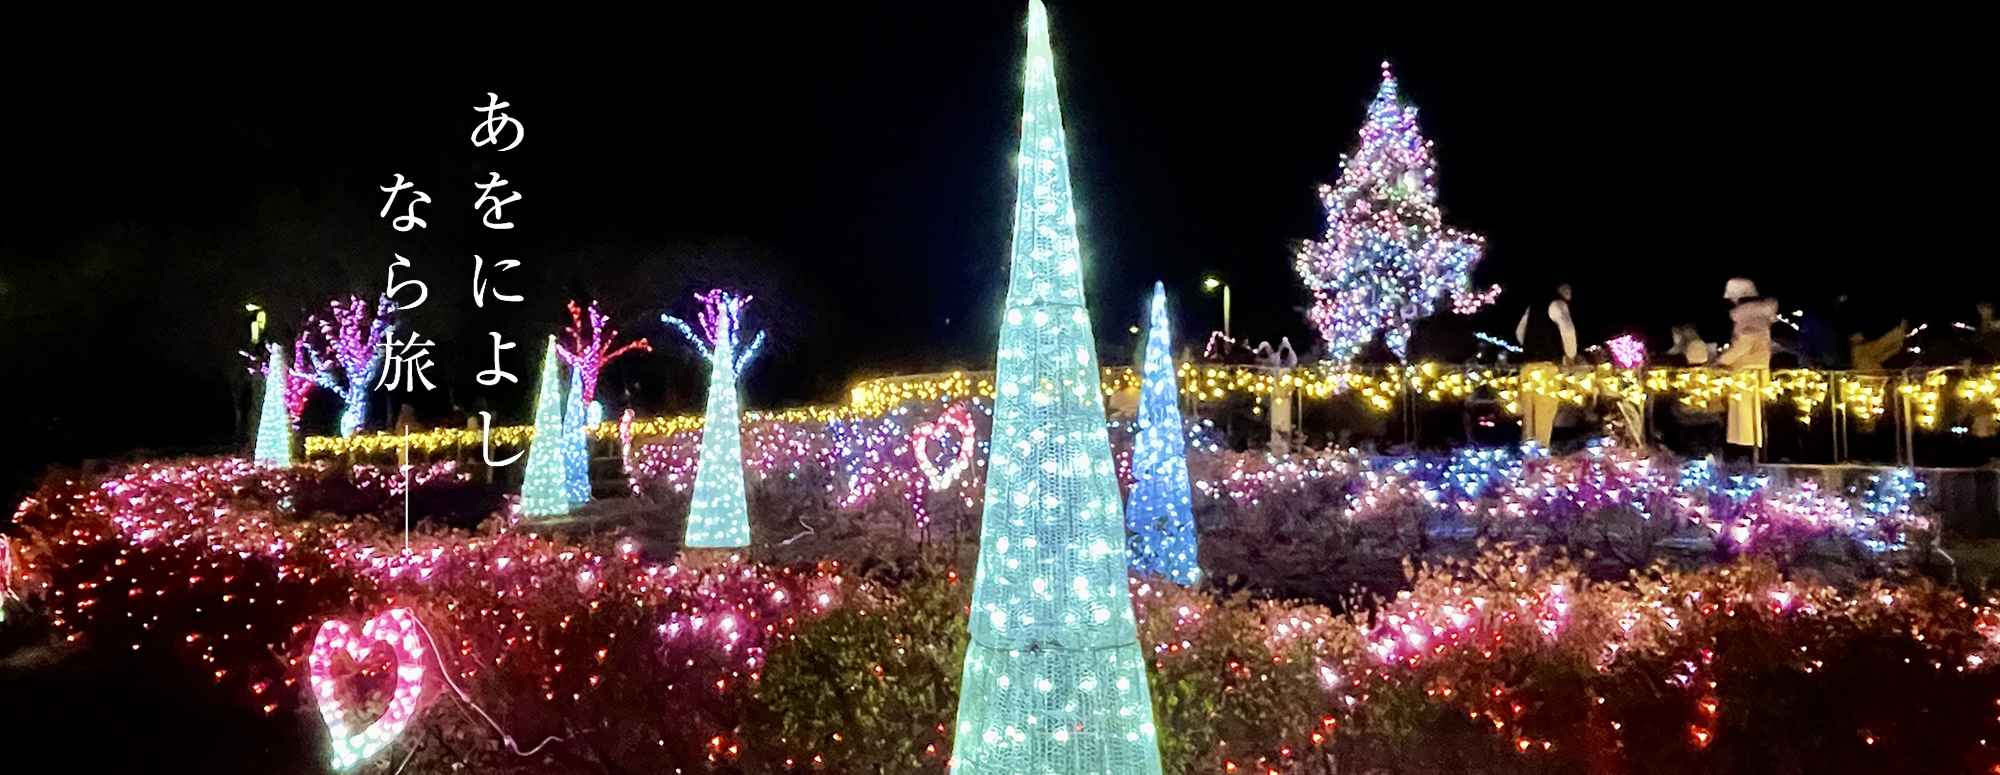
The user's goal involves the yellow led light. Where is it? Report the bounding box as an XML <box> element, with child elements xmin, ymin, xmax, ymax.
<box><xmin>306</xmin><ymin>365</ymin><xmax>1985</xmax><ymax>457</ymax></box>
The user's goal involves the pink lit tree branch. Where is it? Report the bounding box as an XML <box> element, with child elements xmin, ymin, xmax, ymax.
<box><xmin>556</xmin><ymin>300</ymin><xmax>651</xmax><ymax>406</ymax></box>
<box><xmin>663</xmin><ymin>290</ymin><xmax>764</xmax><ymax>376</ymax></box>
<box><xmin>242</xmin><ymin>330</ymin><xmax>319</xmax><ymax>427</ymax></box>
<box><xmin>299</xmin><ymin>294</ymin><xmax>396</xmax><ymax>437</ymax></box>
<box><xmin>285</xmin><ymin>332</ymin><xmax>317</xmax><ymax>424</ymax></box>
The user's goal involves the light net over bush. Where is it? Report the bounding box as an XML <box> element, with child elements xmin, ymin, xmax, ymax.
<box><xmin>950</xmin><ymin>3</ymin><xmax>1165</xmax><ymax>773</ymax></box>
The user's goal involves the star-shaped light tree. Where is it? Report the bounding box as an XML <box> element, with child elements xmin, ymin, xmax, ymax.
<box><xmin>1294</xmin><ymin>62</ymin><xmax>1493</xmax><ymax>362</ymax></box>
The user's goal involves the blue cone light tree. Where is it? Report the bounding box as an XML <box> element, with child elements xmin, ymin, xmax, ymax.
<box><xmin>1126</xmin><ymin>282</ymin><xmax>1200</xmax><ymax>584</ymax></box>
<box><xmin>520</xmin><ymin>336</ymin><xmax>571</xmax><ymax>519</ymax></box>
<box><xmin>561</xmin><ymin>363</ymin><xmax>592</xmax><ymax>504</ymax></box>
<box><xmin>666</xmin><ymin>290</ymin><xmax>765</xmax><ymax>548</ymax></box>
<box><xmin>252</xmin><ymin>343</ymin><xmax>294</xmax><ymax>466</ymax></box>
<box><xmin>948</xmin><ymin>3</ymin><xmax>1166</xmax><ymax>773</ymax></box>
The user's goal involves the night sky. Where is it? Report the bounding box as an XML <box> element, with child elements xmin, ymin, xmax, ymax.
<box><xmin>0</xmin><ymin>8</ymin><xmax>1986</xmax><ymax>497</ymax></box>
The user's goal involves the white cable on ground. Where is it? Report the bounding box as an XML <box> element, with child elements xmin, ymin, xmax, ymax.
<box><xmin>411</xmin><ymin>613</ymin><xmax>566</xmax><ymax>758</ymax></box>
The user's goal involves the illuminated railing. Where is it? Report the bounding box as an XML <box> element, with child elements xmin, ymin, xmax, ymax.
<box><xmin>304</xmin><ymin>405</ymin><xmax>840</xmax><ymax>457</ymax></box>
<box><xmin>306</xmin><ymin>364</ymin><xmax>2000</xmax><ymax>458</ymax></box>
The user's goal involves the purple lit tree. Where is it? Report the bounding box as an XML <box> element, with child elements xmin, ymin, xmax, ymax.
<box><xmin>298</xmin><ymin>295</ymin><xmax>396</xmax><ymax>437</ymax></box>
<box><xmin>1295</xmin><ymin>61</ymin><xmax>1493</xmax><ymax>363</ymax></box>
<box><xmin>557</xmin><ymin>299</ymin><xmax>650</xmax><ymax>407</ymax></box>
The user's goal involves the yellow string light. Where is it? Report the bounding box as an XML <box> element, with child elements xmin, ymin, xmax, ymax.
<box><xmin>305</xmin><ymin>366</ymin><xmax>2000</xmax><ymax>457</ymax></box>
<box><xmin>1956</xmin><ymin>368</ymin><xmax>2000</xmax><ymax>419</ymax></box>
<box><xmin>847</xmin><ymin>371</ymin><xmax>997</xmax><ymax>416</ymax></box>
<box><xmin>1897</xmin><ymin>371</ymin><xmax>1951</xmax><ymax>429</ymax></box>
<box><xmin>304</xmin><ymin>407</ymin><xmax>837</xmax><ymax>457</ymax></box>
<box><xmin>1838</xmin><ymin>376</ymin><xmax>1889</xmax><ymax>423</ymax></box>
<box><xmin>1770</xmin><ymin>371</ymin><xmax>1830</xmax><ymax>425</ymax></box>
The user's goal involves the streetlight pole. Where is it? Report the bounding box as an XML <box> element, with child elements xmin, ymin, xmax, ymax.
<box><xmin>245</xmin><ymin>303</ymin><xmax>266</xmax><ymax>345</ymax></box>
<box><xmin>1203</xmin><ymin>276</ymin><xmax>1230</xmax><ymax>338</ymax></box>
<box><xmin>240</xmin><ymin>303</ymin><xmax>267</xmax><ymax>440</ymax></box>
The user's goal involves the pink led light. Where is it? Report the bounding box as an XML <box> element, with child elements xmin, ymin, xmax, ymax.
<box><xmin>1452</xmin><ymin>284</ymin><xmax>1503</xmax><ymax>315</ymax></box>
<box><xmin>286</xmin><ymin>333</ymin><xmax>317</xmax><ymax>424</ymax></box>
<box><xmin>15</xmin><ymin>448</ymin><xmax>1976</xmax><ymax>769</ymax></box>
<box><xmin>557</xmin><ymin>300</ymin><xmax>651</xmax><ymax>406</ymax></box>
<box><xmin>308</xmin><ymin>608</ymin><xmax>429</xmax><ymax>771</ymax></box>
<box><xmin>1607</xmin><ymin>335</ymin><xmax>1645</xmax><ymax>369</ymax></box>
<box><xmin>297</xmin><ymin>295</ymin><xmax>396</xmax><ymax>436</ymax></box>
<box><xmin>911</xmin><ymin>403</ymin><xmax>978</xmax><ymax>491</ymax></box>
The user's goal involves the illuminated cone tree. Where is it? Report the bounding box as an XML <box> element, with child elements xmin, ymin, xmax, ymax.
<box><xmin>252</xmin><ymin>344</ymin><xmax>294</xmax><ymax>466</ymax></box>
<box><xmin>665</xmin><ymin>290</ymin><xmax>765</xmax><ymax>548</ymax></box>
<box><xmin>519</xmin><ymin>337</ymin><xmax>570</xmax><ymax>519</ymax></box>
<box><xmin>1125</xmin><ymin>282</ymin><xmax>1200</xmax><ymax>584</ymax></box>
<box><xmin>949</xmin><ymin>3</ymin><xmax>1165</xmax><ymax>773</ymax></box>
<box><xmin>561</xmin><ymin>363</ymin><xmax>592</xmax><ymax>504</ymax></box>
<box><xmin>1294</xmin><ymin>61</ymin><xmax>1492</xmax><ymax>362</ymax></box>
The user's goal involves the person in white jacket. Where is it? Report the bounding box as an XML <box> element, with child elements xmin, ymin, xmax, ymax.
<box><xmin>1717</xmin><ymin>278</ymin><xmax>1777</xmax><ymax>455</ymax></box>
<box><xmin>1268</xmin><ymin>338</ymin><xmax>1299</xmax><ymax>454</ymax></box>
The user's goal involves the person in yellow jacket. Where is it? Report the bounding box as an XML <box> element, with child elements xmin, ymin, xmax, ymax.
<box><xmin>1515</xmin><ymin>281</ymin><xmax>1577</xmax><ymax>449</ymax></box>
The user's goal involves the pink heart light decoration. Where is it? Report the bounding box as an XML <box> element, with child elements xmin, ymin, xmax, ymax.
<box><xmin>308</xmin><ymin>608</ymin><xmax>429</xmax><ymax>771</ymax></box>
<box><xmin>912</xmin><ymin>404</ymin><xmax>978</xmax><ymax>492</ymax></box>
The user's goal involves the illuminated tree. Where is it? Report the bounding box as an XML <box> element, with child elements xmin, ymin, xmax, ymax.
<box><xmin>949</xmin><ymin>3</ymin><xmax>1166</xmax><ymax>773</ymax></box>
<box><xmin>1294</xmin><ymin>61</ymin><xmax>1492</xmax><ymax>362</ymax></box>
<box><xmin>561</xmin><ymin>361</ymin><xmax>592</xmax><ymax>504</ymax></box>
<box><xmin>252</xmin><ymin>344</ymin><xmax>294</xmax><ymax>466</ymax></box>
<box><xmin>285</xmin><ymin>332</ymin><xmax>316</xmax><ymax>425</ymax></box>
<box><xmin>1126</xmin><ymin>282</ymin><xmax>1200</xmax><ymax>584</ymax></box>
<box><xmin>520</xmin><ymin>337</ymin><xmax>570</xmax><ymax>519</ymax></box>
<box><xmin>556</xmin><ymin>299</ymin><xmax>650</xmax><ymax>406</ymax></box>
<box><xmin>665</xmin><ymin>290</ymin><xmax>765</xmax><ymax>548</ymax></box>
<box><xmin>243</xmin><ymin>330</ymin><xmax>317</xmax><ymax>426</ymax></box>
<box><xmin>299</xmin><ymin>295</ymin><xmax>396</xmax><ymax>437</ymax></box>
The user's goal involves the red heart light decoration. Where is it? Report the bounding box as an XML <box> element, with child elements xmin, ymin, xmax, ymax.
<box><xmin>912</xmin><ymin>404</ymin><xmax>978</xmax><ymax>492</ymax></box>
<box><xmin>308</xmin><ymin>608</ymin><xmax>429</xmax><ymax>771</ymax></box>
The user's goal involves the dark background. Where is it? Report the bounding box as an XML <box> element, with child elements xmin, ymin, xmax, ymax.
<box><xmin>1</xmin><ymin>7</ymin><xmax>1988</xmax><ymax>499</ymax></box>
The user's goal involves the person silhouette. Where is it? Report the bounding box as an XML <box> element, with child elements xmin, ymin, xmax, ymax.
<box><xmin>1717</xmin><ymin>278</ymin><xmax>1777</xmax><ymax>460</ymax></box>
<box><xmin>1515</xmin><ymin>280</ymin><xmax>1576</xmax><ymax>448</ymax></box>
